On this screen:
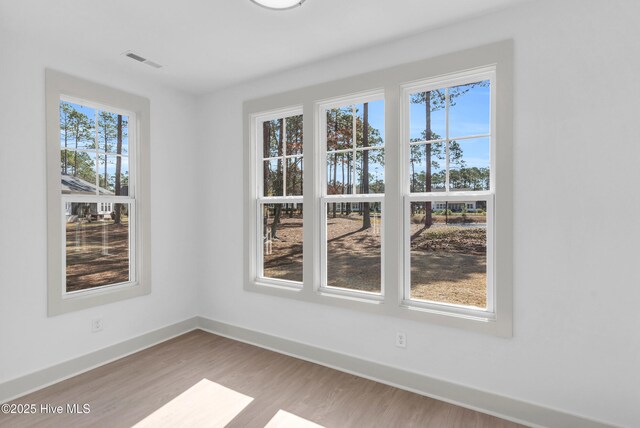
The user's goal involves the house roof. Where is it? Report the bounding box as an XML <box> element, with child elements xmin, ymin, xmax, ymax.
<box><xmin>61</xmin><ymin>174</ymin><xmax>114</xmax><ymax>196</ymax></box>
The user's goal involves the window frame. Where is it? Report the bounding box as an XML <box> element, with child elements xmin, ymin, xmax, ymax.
<box><xmin>46</xmin><ymin>69</ymin><xmax>151</xmax><ymax>316</ymax></box>
<box><xmin>243</xmin><ymin>41</ymin><xmax>513</xmax><ymax>336</ymax></box>
<box><xmin>318</xmin><ymin>91</ymin><xmax>386</xmax><ymax>299</ymax></box>
<box><xmin>401</xmin><ymin>67</ymin><xmax>496</xmax><ymax>318</ymax></box>
<box><xmin>252</xmin><ymin>106</ymin><xmax>305</xmax><ymax>290</ymax></box>
<box><xmin>59</xmin><ymin>95</ymin><xmax>138</xmax><ymax>296</ymax></box>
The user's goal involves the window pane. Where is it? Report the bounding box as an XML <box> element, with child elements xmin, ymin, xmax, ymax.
<box><xmin>326</xmin><ymin>203</ymin><xmax>381</xmax><ymax>294</ymax></box>
<box><xmin>355</xmin><ymin>100</ymin><xmax>384</xmax><ymax>148</ymax></box>
<box><xmin>59</xmin><ymin>101</ymin><xmax>95</xmax><ymax>150</ymax></box>
<box><xmin>449</xmin><ymin>138</ymin><xmax>490</xmax><ymax>191</ymax></box>
<box><xmin>96</xmin><ymin>111</ymin><xmax>129</xmax><ymax>154</ymax></box>
<box><xmin>97</xmin><ymin>111</ymin><xmax>116</xmax><ymax>152</ymax></box>
<box><xmin>326</xmin><ymin>151</ymin><xmax>353</xmax><ymax>195</ymax></box>
<box><xmin>65</xmin><ymin>201</ymin><xmax>131</xmax><ymax>292</ymax></box>
<box><xmin>120</xmin><ymin>115</ymin><xmax>129</xmax><ymax>156</ymax></box>
<box><xmin>326</xmin><ymin>106</ymin><xmax>353</xmax><ymax>151</ymax></box>
<box><xmin>285</xmin><ymin>114</ymin><xmax>303</xmax><ymax>156</ymax></box>
<box><xmin>98</xmin><ymin>155</ymin><xmax>129</xmax><ymax>195</ymax></box>
<box><xmin>286</xmin><ymin>157</ymin><xmax>303</xmax><ymax>196</ymax></box>
<box><xmin>409</xmin><ymin>89</ymin><xmax>446</xmax><ymax>142</ymax></box>
<box><xmin>409</xmin><ymin>143</ymin><xmax>445</xmax><ymax>193</ymax></box>
<box><xmin>262</xmin><ymin>203</ymin><xmax>303</xmax><ymax>283</ymax></box>
<box><xmin>448</xmin><ymin>80</ymin><xmax>490</xmax><ymax>138</ymax></box>
<box><xmin>356</xmin><ymin>148</ymin><xmax>384</xmax><ymax>194</ymax></box>
<box><xmin>263</xmin><ymin>119</ymin><xmax>283</xmax><ymax>159</ymax></box>
<box><xmin>61</xmin><ymin>150</ymin><xmax>98</xmax><ymax>195</ymax></box>
<box><xmin>263</xmin><ymin>159</ymin><xmax>283</xmax><ymax>197</ymax></box>
<box><xmin>409</xmin><ymin>201</ymin><xmax>487</xmax><ymax>308</ymax></box>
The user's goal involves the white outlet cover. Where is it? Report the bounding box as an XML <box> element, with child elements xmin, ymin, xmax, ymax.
<box><xmin>92</xmin><ymin>318</ymin><xmax>103</xmax><ymax>332</ymax></box>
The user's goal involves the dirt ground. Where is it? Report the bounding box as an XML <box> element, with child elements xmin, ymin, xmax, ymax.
<box><xmin>410</xmin><ymin>221</ymin><xmax>486</xmax><ymax>308</ymax></box>
<box><xmin>263</xmin><ymin>215</ymin><xmax>304</xmax><ymax>282</ymax></box>
<box><xmin>65</xmin><ymin>219</ymin><xmax>130</xmax><ymax>292</ymax></box>
<box><xmin>65</xmin><ymin>210</ymin><xmax>485</xmax><ymax>306</ymax></box>
<box><xmin>264</xmin><ymin>214</ymin><xmax>487</xmax><ymax>308</ymax></box>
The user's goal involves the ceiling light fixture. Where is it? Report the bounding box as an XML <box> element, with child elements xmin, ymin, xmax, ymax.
<box><xmin>250</xmin><ymin>0</ymin><xmax>305</xmax><ymax>10</ymax></box>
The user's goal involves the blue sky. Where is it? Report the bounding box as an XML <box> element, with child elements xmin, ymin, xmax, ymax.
<box><xmin>409</xmin><ymin>82</ymin><xmax>490</xmax><ymax>169</ymax></box>
<box><xmin>330</xmin><ymin>83</ymin><xmax>489</xmax><ymax>174</ymax></box>
<box><xmin>322</xmin><ymin>85</ymin><xmax>491</xmax><ymax>191</ymax></box>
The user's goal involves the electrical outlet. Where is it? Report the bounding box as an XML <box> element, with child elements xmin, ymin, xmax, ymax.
<box><xmin>396</xmin><ymin>332</ymin><xmax>406</xmax><ymax>348</ymax></box>
<box><xmin>92</xmin><ymin>317</ymin><xmax>103</xmax><ymax>333</ymax></box>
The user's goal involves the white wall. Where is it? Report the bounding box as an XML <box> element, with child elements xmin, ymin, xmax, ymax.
<box><xmin>196</xmin><ymin>0</ymin><xmax>640</xmax><ymax>426</ymax></box>
<box><xmin>0</xmin><ymin>31</ymin><xmax>200</xmax><ymax>383</ymax></box>
<box><xmin>2</xmin><ymin>0</ymin><xmax>638</xmax><ymax>425</ymax></box>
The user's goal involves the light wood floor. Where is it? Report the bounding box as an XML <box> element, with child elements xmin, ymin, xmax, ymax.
<box><xmin>1</xmin><ymin>330</ymin><xmax>526</xmax><ymax>428</ymax></box>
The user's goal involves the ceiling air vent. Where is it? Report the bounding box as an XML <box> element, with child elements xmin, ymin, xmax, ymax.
<box><xmin>123</xmin><ymin>51</ymin><xmax>163</xmax><ymax>69</ymax></box>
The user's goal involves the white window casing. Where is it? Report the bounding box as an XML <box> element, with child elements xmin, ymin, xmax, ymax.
<box><xmin>46</xmin><ymin>69</ymin><xmax>151</xmax><ymax>316</ymax></box>
<box><xmin>244</xmin><ymin>41</ymin><xmax>513</xmax><ymax>336</ymax></box>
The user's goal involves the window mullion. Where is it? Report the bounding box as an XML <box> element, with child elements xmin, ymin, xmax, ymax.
<box><xmin>352</xmin><ymin>105</ymin><xmax>357</xmax><ymax>195</ymax></box>
<box><xmin>94</xmin><ymin>110</ymin><xmax>99</xmax><ymax>197</ymax></box>
<box><xmin>282</xmin><ymin>117</ymin><xmax>287</xmax><ymax>197</ymax></box>
<box><xmin>445</xmin><ymin>87</ymin><xmax>450</xmax><ymax>192</ymax></box>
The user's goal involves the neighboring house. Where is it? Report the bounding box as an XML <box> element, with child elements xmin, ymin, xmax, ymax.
<box><xmin>429</xmin><ymin>188</ymin><xmax>485</xmax><ymax>212</ymax></box>
<box><xmin>432</xmin><ymin>201</ymin><xmax>478</xmax><ymax>212</ymax></box>
<box><xmin>61</xmin><ymin>174</ymin><xmax>115</xmax><ymax>219</ymax></box>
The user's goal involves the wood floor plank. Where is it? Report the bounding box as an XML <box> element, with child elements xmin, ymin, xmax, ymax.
<box><xmin>0</xmin><ymin>330</ymin><xmax>527</xmax><ymax>428</ymax></box>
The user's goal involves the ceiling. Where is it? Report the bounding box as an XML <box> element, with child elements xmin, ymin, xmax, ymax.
<box><xmin>0</xmin><ymin>0</ymin><xmax>531</xmax><ymax>94</ymax></box>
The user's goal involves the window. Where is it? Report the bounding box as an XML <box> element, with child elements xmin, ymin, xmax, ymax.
<box><xmin>320</xmin><ymin>94</ymin><xmax>384</xmax><ymax>297</ymax></box>
<box><xmin>403</xmin><ymin>68</ymin><xmax>495</xmax><ymax>315</ymax></box>
<box><xmin>46</xmin><ymin>70</ymin><xmax>151</xmax><ymax>315</ymax></box>
<box><xmin>255</xmin><ymin>108</ymin><xmax>304</xmax><ymax>287</ymax></box>
<box><xmin>244</xmin><ymin>41</ymin><xmax>513</xmax><ymax>336</ymax></box>
<box><xmin>59</xmin><ymin>100</ymin><xmax>134</xmax><ymax>292</ymax></box>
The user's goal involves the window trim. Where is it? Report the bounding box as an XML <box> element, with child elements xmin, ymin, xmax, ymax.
<box><xmin>46</xmin><ymin>69</ymin><xmax>151</xmax><ymax>316</ymax></box>
<box><xmin>243</xmin><ymin>40</ymin><xmax>513</xmax><ymax>336</ymax></box>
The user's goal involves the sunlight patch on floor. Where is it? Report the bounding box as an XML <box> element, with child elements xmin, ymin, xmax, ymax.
<box><xmin>133</xmin><ymin>379</ymin><xmax>253</xmax><ymax>428</ymax></box>
<box><xmin>265</xmin><ymin>409</ymin><xmax>325</xmax><ymax>428</ymax></box>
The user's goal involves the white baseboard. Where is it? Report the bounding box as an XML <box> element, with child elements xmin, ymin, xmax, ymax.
<box><xmin>197</xmin><ymin>317</ymin><xmax>616</xmax><ymax>428</ymax></box>
<box><xmin>0</xmin><ymin>317</ymin><xmax>198</xmax><ymax>404</ymax></box>
<box><xmin>0</xmin><ymin>316</ymin><xmax>616</xmax><ymax>428</ymax></box>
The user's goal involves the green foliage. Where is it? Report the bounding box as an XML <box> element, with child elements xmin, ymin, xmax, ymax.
<box><xmin>263</xmin><ymin>116</ymin><xmax>304</xmax><ymax>196</ymax></box>
<box><xmin>60</xmin><ymin>102</ymin><xmax>94</xmax><ymax>177</ymax></box>
<box><xmin>60</xmin><ymin>150</ymin><xmax>94</xmax><ymax>183</ymax></box>
<box><xmin>449</xmin><ymin>167</ymin><xmax>490</xmax><ymax>190</ymax></box>
<box><xmin>325</xmin><ymin>104</ymin><xmax>384</xmax><ymax>195</ymax></box>
<box><xmin>326</xmin><ymin>106</ymin><xmax>383</xmax><ymax>151</ymax></box>
<box><xmin>436</xmin><ymin>209</ymin><xmax>453</xmax><ymax>215</ymax></box>
<box><xmin>410</xmin><ymin>89</ymin><xmax>447</xmax><ymax>112</ymax></box>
